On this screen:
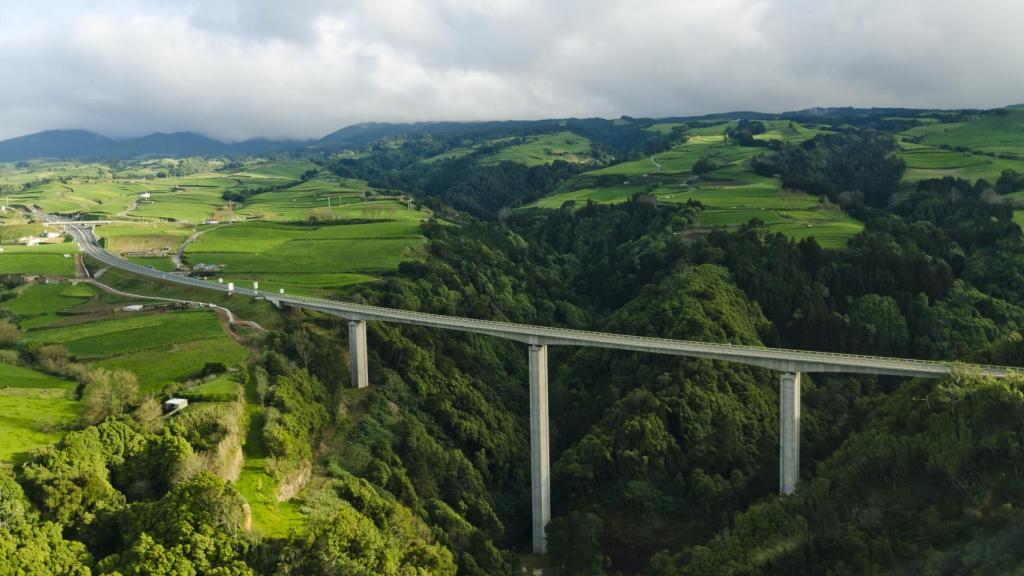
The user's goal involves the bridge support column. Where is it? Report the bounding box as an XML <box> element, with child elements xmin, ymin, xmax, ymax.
<box><xmin>779</xmin><ymin>371</ymin><xmax>801</xmax><ymax>495</ymax></box>
<box><xmin>348</xmin><ymin>320</ymin><xmax>368</xmax><ymax>389</ymax></box>
<box><xmin>529</xmin><ymin>344</ymin><xmax>550</xmax><ymax>555</ymax></box>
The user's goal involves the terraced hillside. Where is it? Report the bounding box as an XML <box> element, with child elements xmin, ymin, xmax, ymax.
<box><xmin>528</xmin><ymin>119</ymin><xmax>861</xmax><ymax>247</ymax></box>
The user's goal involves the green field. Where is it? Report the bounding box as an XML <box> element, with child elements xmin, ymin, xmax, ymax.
<box><xmin>22</xmin><ymin>306</ymin><xmax>249</xmax><ymax>393</ymax></box>
<box><xmin>528</xmin><ymin>120</ymin><xmax>861</xmax><ymax>246</ymax></box>
<box><xmin>645</xmin><ymin>122</ymin><xmax>686</xmax><ymax>134</ymax></box>
<box><xmin>30</xmin><ymin>309</ymin><xmax>226</xmax><ymax>358</ymax></box>
<box><xmin>97</xmin><ymin>337</ymin><xmax>249</xmax><ymax>391</ymax></box>
<box><xmin>182</xmin><ymin>374</ymin><xmax>240</xmax><ymax>400</ymax></box>
<box><xmin>897</xmin><ymin>140</ymin><xmax>1024</xmax><ymax>183</ymax></box>
<box><xmin>236</xmin><ymin>176</ymin><xmax>426</xmax><ymax>222</ymax></box>
<box><xmin>95</xmin><ymin>221</ymin><xmax>193</xmax><ymax>256</ymax></box>
<box><xmin>183</xmin><ymin>220</ymin><xmax>426</xmax><ymax>293</ymax></box>
<box><xmin>7</xmin><ymin>180</ymin><xmax>143</xmax><ymax>215</ymax></box>
<box><xmin>900</xmin><ymin>109</ymin><xmax>1024</xmax><ymax>156</ymax></box>
<box><xmin>235</xmin><ymin>404</ymin><xmax>303</xmax><ymax>536</ymax></box>
<box><xmin>421</xmin><ymin>146</ymin><xmax>477</xmax><ymax>164</ymax></box>
<box><xmin>3</xmin><ymin>282</ymin><xmax>97</xmax><ymax>329</ymax></box>
<box><xmin>0</xmin><ymin>364</ymin><xmax>80</xmax><ymax>462</ymax></box>
<box><xmin>480</xmin><ymin>131</ymin><xmax>594</xmax><ymax>166</ymax></box>
<box><xmin>131</xmin><ymin>187</ymin><xmax>227</xmax><ymax>223</ymax></box>
<box><xmin>0</xmin><ymin>242</ymin><xmax>78</xmax><ymax>276</ymax></box>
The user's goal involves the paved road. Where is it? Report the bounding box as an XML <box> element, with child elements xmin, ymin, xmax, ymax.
<box><xmin>648</xmin><ymin>155</ymin><xmax>662</xmax><ymax>174</ymax></box>
<box><xmin>66</xmin><ymin>223</ymin><xmax>1015</xmax><ymax>379</ymax></box>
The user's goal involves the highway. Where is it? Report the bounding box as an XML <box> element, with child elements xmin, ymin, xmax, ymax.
<box><xmin>67</xmin><ymin>223</ymin><xmax>1016</xmax><ymax>379</ymax></box>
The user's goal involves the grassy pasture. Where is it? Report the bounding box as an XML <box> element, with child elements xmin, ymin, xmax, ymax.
<box><xmin>529</xmin><ymin>186</ymin><xmax>649</xmax><ymax>209</ymax></box>
<box><xmin>0</xmin><ymin>161</ymin><xmax>111</xmax><ymax>188</ymax></box>
<box><xmin>23</xmin><ymin>305</ymin><xmax>249</xmax><ymax>393</ymax></box>
<box><xmin>130</xmin><ymin>188</ymin><xmax>226</xmax><ymax>222</ymax></box>
<box><xmin>97</xmin><ymin>337</ymin><xmax>249</xmax><ymax>391</ymax></box>
<box><xmin>236</xmin><ymin>176</ymin><xmax>425</xmax><ymax>222</ymax></box>
<box><xmin>232</xmin><ymin>160</ymin><xmax>320</xmax><ymax>180</ymax></box>
<box><xmin>645</xmin><ymin>122</ymin><xmax>686</xmax><ymax>134</ymax></box>
<box><xmin>8</xmin><ymin>180</ymin><xmax>145</xmax><ymax>216</ymax></box>
<box><xmin>235</xmin><ymin>405</ymin><xmax>304</xmax><ymax>535</ymax></box>
<box><xmin>899</xmin><ymin>110</ymin><xmax>1024</xmax><ymax>155</ymax></box>
<box><xmin>586</xmin><ymin>129</ymin><xmax>762</xmax><ymax>177</ymax></box>
<box><xmin>421</xmin><ymin>146</ymin><xmax>477</xmax><ymax>164</ymax></box>
<box><xmin>0</xmin><ymin>242</ymin><xmax>77</xmax><ymax>276</ymax></box>
<box><xmin>898</xmin><ymin>141</ymin><xmax>1024</xmax><ymax>183</ymax></box>
<box><xmin>480</xmin><ymin>131</ymin><xmax>593</xmax><ymax>166</ymax></box>
<box><xmin>95</xmin><ymin>222</ymin><xmax>194</xmax><ymax>255</ymax></box>
<box><xmin>184</xmin><ymin>221</ymin><xmax>425</xmax><ymax>293</ymax></box>
<box><xmin>531</xmin><ymin>120</ymin><xmax>860</xmax><ymax>246</ymax></box>
<box><xmin>0</xmin><ymin>364</ymin><xmax>79</xmax><ymax>463</ymax></box>
<box><xmin>3</xmin><ymin>282</ymin><xmax>96</xmax><ymax>329</ymax></box>
<box><xmin>31</xmin><ymin>309</ymin><xmax>225</xmax><ymax>358</ymax></box>
<box><xmin>183</xmin><ymin>374</ymin><xmax>240</xmax><ymax>400</ymax></box>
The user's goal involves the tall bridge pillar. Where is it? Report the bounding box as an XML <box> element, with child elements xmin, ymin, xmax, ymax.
<box><xmin>348</xmin><ymin>320</ymin><xmax>369</xmax><ymax>389</ymax></box>
<box><xmin>779</xmin><ymin>371</ymin><xmax>801</xmax><ymax>495</ymax></box>
<box><xmin>529</xmin><ymin>344</ymin><xmax>551</xmax><ymax>555</ymax></box>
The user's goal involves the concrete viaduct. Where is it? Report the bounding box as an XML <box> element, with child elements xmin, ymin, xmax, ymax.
<box><xmin>66</xmin><ymin>223</ymin><xmax>1016</xmax><ymax>555</ymax></box>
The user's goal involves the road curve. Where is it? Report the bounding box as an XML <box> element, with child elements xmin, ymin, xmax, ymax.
<box><xmin>66</xmin><ymin>223</ymin><xmax>1015</xmax><ymax>379</ymax></box>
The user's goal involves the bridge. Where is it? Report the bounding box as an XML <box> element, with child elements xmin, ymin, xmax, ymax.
<box><xmin>65</xmin><ymin>223</ymin><xmax>1015</xmax><ymax>555</ymax></box>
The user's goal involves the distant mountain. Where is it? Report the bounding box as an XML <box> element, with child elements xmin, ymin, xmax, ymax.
<box><xmin>129</xmin><ymin>132</ymin><xmax>227</xmax><ymax>156</ymax></box>
<box><xmin>317</xmin><ymin>120</ymin><xmax>569</xmax><ymax>149</ymax></box>
<box><xmin>0</xmin><ymin>129</ymin><xmax>120</xmax><ymax>161</ymax></box>
<box><xmin>0</xmin><ymin>130</ymin><xmax>310</xmax><ymax>162</ymax></box>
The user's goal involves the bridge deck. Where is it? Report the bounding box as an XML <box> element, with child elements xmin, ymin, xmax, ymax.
<box><xmin>67</xmin><ymin>224</ymin><xmax>1015</xmax><ymax>379</ymax></box>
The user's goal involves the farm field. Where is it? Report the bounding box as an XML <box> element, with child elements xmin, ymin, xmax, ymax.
<box><xmin>0</xmin><ymin>161</ymin><xmax>113</xmax><ymax>188</ymax></box>
<box><xmin>7</xmin><ymin>179</ymin><xmax>144</xmax><ymax>215</ymax></box>
<box><xmin>30</xmin><ymin>309</ymin><xmax>226</xmax><ymax>358</ymax></box>
<box><xmin>1</xmin><ymin>280</ymin><xmax>252</xmax><ymax>394</ymax></box>
<box><xmin>236</xmin><ymin>176</ymin><xmax>426</xmax><ymax>221</ymax></box>
<box><xmin>897</xmin><ymin>140</ymin><xmax>1024</xmax><ymax>183</ymax></box>
<box><xmin>26</xmin><ymin>308</ymin><xmax>248</xmax><ymax>392</ymax></box>
<box><xmin>899</xmin><ymin>109</ymin><xmax>1024</xmax><ymax>155</ymax></box>
<box><xmin>183</xmin><ymin>220</ymin><xmax>426</xmax><ymax>294</ymax></box>
<box><xmin>480</xmin><ymin>131</ymin><xmax>594</xmax><ymax>166</ymax></box>
<box><xmin>0</xmin><ymin>364</ymin><xmax>79</xmax><ymax>462</ymax></box>
<box><xmin>130</xmin><ymin>186</ymin><xmax>227</xmax><ymax>222</ymax></box>
<box><xmin>97</xmin><ymin>337</ymin><xmax>249</xmax><ymax>391</ymax></box>
<box><xmin>2</xmin><ymin>282</ymin><xmax>97</xmax><ymax>329</ymax></box>
<box><xmin>0</xmin><ymin>242</ymin><xmax>78</xmax><ymax>276</ymax></box>
<box><xmin>645</xmin><ymin>122</ymin><xmax>686</xmax><ymax>134</ymax></box>
<box><xmin>421</xmin><ymin>146</ymin><xmax>477</xmax><ymax>164</ymax></box>
<box><xmin>95</xmin><ymin>221</ymin><xmax>194</xmax><ymax>255</ymax></box>
<box><xmin>181</xmin><ymin>373</ymin><xmax>240</xmax><ymax>401</ymax></box>
<box><xmin>529</xmin><ymin>119</ymin><xmax>862</xmax><ymax>246</ymax></box>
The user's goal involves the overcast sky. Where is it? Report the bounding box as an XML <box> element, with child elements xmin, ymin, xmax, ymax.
<box><xmin>1</xmin><ymin>0</ymin><xmax>1021</xmax><ymax>141</ymax></box>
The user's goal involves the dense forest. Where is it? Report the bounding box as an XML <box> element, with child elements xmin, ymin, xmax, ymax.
<box><xmin>5</xmin><ymin>118</ymin><xmax>1024</xmax><ymax>575</ymax></box>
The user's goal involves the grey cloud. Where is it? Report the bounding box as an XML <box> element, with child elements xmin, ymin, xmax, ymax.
<box><xmin>0</xmin><ymin>0</ymin><xmax>1022</xmax><ymax>141</ymax></box>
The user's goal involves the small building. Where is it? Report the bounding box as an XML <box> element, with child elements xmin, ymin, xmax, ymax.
<box><xmin>163</xmin><ymin>398</ymin><xmax>188</xmax><ymax>413</ymax></box>
<box><xmin>45</xmin><ymin>232</ymin><xmax>61</xmax><ymax>239</ymax></box>
<box><xmin>122</xmin><ymin>304</ymin><xmax>144</xmax><ymax>312</ymax></box>
<box><xmin>139</xmin><ymin>192</ymin><xmax>152</xmax><ymax>200</ymax></box>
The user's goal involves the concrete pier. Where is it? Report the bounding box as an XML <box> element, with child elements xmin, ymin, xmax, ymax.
<box><xmin>529</xmin><ymin>344</ymin><xmax>550</xmax><ymax>555</ymax></box>
<box><xmin>349</xmin><ymin>320</ymin><xmax>369</xmax><ymax>389</ymax></box>
<box><xmin>779</xmin><ymin>371</ymin><xmax>801</xmax><ymax>495</ymax></box>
